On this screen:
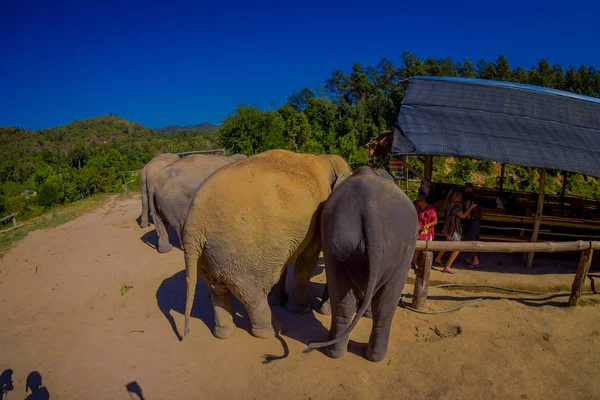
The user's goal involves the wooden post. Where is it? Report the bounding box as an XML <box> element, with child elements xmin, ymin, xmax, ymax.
<box><xmin>424</xmin><ymin>156</ymin><xmax>433</xmax><ymax>183</ymax></box>
<box><xmin>405</xmin><ymin>166</ymin><xmax>409</xmax><ymax>193</ymax></box>
<box><xmin>122</xmin><ymin>172</ymin><xmax>129</xmax><ymax>195</ymax></box>
<box><xmin>560</xmin><ymin>171</ymin><xmax>568</xmax><ymax>202</ymax></box>
<box><xmin>526</xmin><ymin>169</ymin><xmax>546</xmax><ymax>267</ymax></box>
<box><xmin>499</xmin><ymin>163</ymin><xmax>505</xmax><ymax>192</ymax></box>
<box><xmin>412</xmin><ymin>251</ymin><xmax>433</xmax><ymax>310</ymax></box>
<box><xmin>12</xmin><ymin>215</ymin><xmax>16</xmax><ymax>228</ymax></box>
<box><xmin>568</xmin><ymin>249</ymin><xmax>594</xmax><ymax>306</ymax></box>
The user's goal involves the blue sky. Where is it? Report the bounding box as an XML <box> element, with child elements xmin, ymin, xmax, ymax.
<box><xmin>1</xmin><ymin>0</ymin><xmax>599</xmax><ymax>130</ymax></box>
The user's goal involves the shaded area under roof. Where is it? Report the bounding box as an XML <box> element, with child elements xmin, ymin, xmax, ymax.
<box><xmin>391</xmin><ymin>76</ymin><xmax>600</xmax><ymax>178</ymax></box>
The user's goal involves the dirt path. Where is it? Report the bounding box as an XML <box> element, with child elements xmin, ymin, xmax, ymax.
<box><xmin>1</xmin><ymin>195</ymin><xmax>599</xmax><ymax>399</ymax></box>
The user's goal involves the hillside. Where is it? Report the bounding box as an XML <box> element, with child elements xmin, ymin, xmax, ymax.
<box><xmin>156</xmin><ymin>122</ymin><xmax>220</xmax><ymax>132</ymax></box>
<box><xmin>0</xmin><ymin>115</ymin><xmax>218</xmax><ymax>216</ymax></box>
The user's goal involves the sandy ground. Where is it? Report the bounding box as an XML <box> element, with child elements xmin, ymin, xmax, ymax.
<box><xmin>1</xmin><ymin>194</ymin><xmax>600</xmax><ymax>400</ymax></box>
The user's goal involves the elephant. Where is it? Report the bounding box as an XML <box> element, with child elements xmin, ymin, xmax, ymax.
<box><xmin>149</xmin><ymin>153</ymin><xmax>247</xmax><ymax>253</ymax></box>
<box><xmin>305</xmin><ymin>166</ymin><xmax>418</xmax><ymax>362</ymax></box>
<box><xmin>140</xmin><ymin>153</ymin><xmax>180</xmax><ymax>228</ymax></box>
<box><xmin>182</xmin><ymin>149</ymin><xmax>351</xmax><ymax>340</ymax></box>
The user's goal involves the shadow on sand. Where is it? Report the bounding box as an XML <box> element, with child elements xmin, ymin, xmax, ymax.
<box><xmin>1</xmin><ymin>370</ymin><xmax>50</xmax><ymax>400</ymax></box>
<box><xmin>140</xmin><ymin>228</ymin><xmax>182</xmax><ymax>252</ymax></box>
<box><xmin>155</xmin><ymin>258</ymin><xmax>367</xmax><ymax>361</ymax></box>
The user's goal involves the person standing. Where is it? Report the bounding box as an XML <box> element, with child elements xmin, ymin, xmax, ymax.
<box><xmin>464</xmin><ymin>182</ymin><xmax>482</xmax><ymax>268</ymax></box>
<box><xmin>433</xmin><ymin>188</ymin><xmax>477</xmax><ymax>274</ymax></box>
<box><xmin>412</xmin><ymin>190</ymin><xmax>438</xmax><ymax>269</ymax></box>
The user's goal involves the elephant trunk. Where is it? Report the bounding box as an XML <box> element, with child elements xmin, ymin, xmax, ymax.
<box><xmin>304</xmin><ymin>248</ymin><xmax>379</xmax><ymax>353</ymax></box>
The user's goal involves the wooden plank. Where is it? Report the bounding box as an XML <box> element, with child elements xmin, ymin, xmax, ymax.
<box><xmin>414</xmin><ymin>240</ymin><xmax>592</xmax><ymax>253</ymax></box>
<box><xmin>568</xmin><ymin>249</ymin><xmax>594</xmax><ymax>306</ymax></box>
<box><xmin>527</xmin><ymin>169</ymin><xmax>547</xmax><ymax>267</ymax></box>
<box><xmin>0</xmin><ymin>225</ymin><xmax>20</xmax><ymax>234</ymax></box>
<box><xmin>176</xmin><ymin>149</ymin><xmax>226</xmax><ymax>157</ymax></box>
<box><xmin>412</xmin><ymin>251</ymin><xmax>433</xmax><ymax>310</ymax></box>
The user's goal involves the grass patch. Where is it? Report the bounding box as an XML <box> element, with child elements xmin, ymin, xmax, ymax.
<box><xmin>0</xmin><ymin>193</ymin><xmax>113</xmax><ymax>256</ymax></box>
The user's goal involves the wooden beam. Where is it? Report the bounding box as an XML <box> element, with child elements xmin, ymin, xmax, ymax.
<box><xmin>526</xmin><ymin>169</ymin><xmax>546</xmax><ymax>267</ymax></box>
<box><xmin>411</xmin><ymin>251</ymin><xmax>433</xmax><ymax>310</ymax></box>
<box><xmin>414</xmin><ymin>239</ymin><xmax>597</xmax><ymax>253</ymax></box>
<box><xmin>176</xmin><ymin>149</ymin><xmax>227</xmax><ymax>157</ymax></box>
<box><xmin>568</xmin><ymin>249</ymin><xmax>594</xmax><ymax>306</ymax></box>
<box><xmin>424</xmin><ymin>156</ymin><xmax>433</xmax><ymax>183</ymax></box>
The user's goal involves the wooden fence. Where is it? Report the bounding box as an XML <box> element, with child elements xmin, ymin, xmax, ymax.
<box><xmin>0</xmin><ymin>213</ymin><xmax>19</xmax><ymax>234</ymax></box>
<box><xmin>412</xmin><ymin>240</ymin><xmax>600</xmax><ymax>310</ymax></box>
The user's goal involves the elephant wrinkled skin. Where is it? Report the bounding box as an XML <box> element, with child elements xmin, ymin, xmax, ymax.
<box><xmin>182</xmin><ymin>149</ymin><xmax>350</xmax><ymax>340</ymax></box>
<box><xmin>149</xmin><ymin>153</ymin><xmax>247</xmax><ymax>253</ymax></box>
<box><xmin>140</xmin><ymin>153</ymin><xmax>180</xmax><ymax>228</ymax></box>
<box><xmin>306</xmin><ymin>166</ymin><xmax>418</xmax><ymax>362</ymax></box>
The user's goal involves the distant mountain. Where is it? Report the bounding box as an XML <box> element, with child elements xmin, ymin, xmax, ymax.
<box><xmin>156</xmin><ymin>122</ymin><xmax>220</xmax><ymax>132</ymax></box>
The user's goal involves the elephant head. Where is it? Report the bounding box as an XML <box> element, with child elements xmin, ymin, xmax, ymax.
<box><xmin>317</xmin><ymin>154</ymin><xmax>351</xmax><ymax>192</ymax></box>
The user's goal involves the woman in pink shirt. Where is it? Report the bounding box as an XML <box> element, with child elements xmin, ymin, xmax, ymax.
<box><xmin>412</xmin><ymin>190</ymin><xmax>438</xmax><ymax>269</ymax></box>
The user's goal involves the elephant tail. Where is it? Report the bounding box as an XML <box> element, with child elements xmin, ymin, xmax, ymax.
<box><xmin>304</xmin><ymin>249</ymin><xmax>378</xmax><ymax>353</ymax></box>
<box><xmin>183</xmin><ymin>234</ymin><xmax>206</xmax><ymax>337</ymax></box>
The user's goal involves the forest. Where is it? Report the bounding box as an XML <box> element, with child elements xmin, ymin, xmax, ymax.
<box><xmin>1</xmin><ymin>52</ymin><xmax>600</xmax><ymax>220</ymax></box>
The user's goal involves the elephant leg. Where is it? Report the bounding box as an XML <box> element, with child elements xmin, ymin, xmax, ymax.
<box><xmin>326</xmin><ymin>275</ymin><xmax>357</xmax><ymax>359</ymax></box>
<box><xmin>140</xmin><ymin>174</ymin><xmax>149</xmax><ymax>228</ymax></box>
<box><xmin>314</xmin><ymin>284</ymin><xmax>331</xmax><ymax>315</ymax></box>
<box><xmin>365</xmin><ymin>282</ymin><xmax>400</xmax><ymax>362</ymax></box>
<box><xmin>267</xmin><ymin>265</ymin><xmax>288</xmax><ymax>307</ymax></box>
<box><xmin>243</xmin><ymin>293</ymin><xmax>275</xmax><ymax>339</ymax></box>
<box><xmin>209</xmin><ymin>286</ymin><xmax>235</xmax><ymax>340</ymax></box>
<box><xmin>287</xmin><ymin>235</ymin><xmax>321</xmax><ymax>314</ymax></box>
<box><xmin>153</xmin><ymin>212</ymin><xmax>173</xmax><ymax>253</ymax></box>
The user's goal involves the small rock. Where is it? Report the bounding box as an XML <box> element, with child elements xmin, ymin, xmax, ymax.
<box><xmin>542</xmin><ymin>333</ymin><xmax>550</xmax><ymax>342</ymax></box>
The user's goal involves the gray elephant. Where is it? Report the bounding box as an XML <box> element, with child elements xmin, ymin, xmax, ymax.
<box><xmin>140</xmin><ymin>153</ymin><xmax>180</xmax><ymax>228</ymax></box>
<box><xmin>182</xmin><ymin>150</ymin><xmax>350</xmax><ymax>340</ymax></box>
<box><xmin>149</xmin><ymin>153</ymin><xmax>247</xmax><ymax>253</ymax></box>
<box><xmin>306</xmin><ymin>166</ymin><xmax>418</xmax><ymax>362</ymax></box>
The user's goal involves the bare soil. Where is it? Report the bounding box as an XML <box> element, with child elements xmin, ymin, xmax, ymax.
<box><xmin>1</xmin><ymin>194</ymin><xmax>600</xmax><ymax>399</ymax></box>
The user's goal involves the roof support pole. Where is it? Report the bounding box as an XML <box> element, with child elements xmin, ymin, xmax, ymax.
<box><xmin>526</xmin><ymin>169</ymin><xmax>547</xmax><ymax>268</ymax></box>
<box><xmin>560</xmin><ymin>171</ymin><xmax>568</xmax><ymax>202</ymax></box>
<box><xmin>499</xmin><ymin>163</ymin><xmax>505</xmax><ymax>192</ymax></box>
<box><xmin>424</xmin><ymin>156</ymin><xmax>433</xmax><ymax>183</ymax></box>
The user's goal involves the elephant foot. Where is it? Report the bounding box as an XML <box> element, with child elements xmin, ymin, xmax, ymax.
<box><xmin>286</xmin><ymin>302</ymin><xmax>312</xmax><ymax>314</ymax></box>
<box><xmin>325</xmin><ymin>346</ymin><xmax>347</xmax><ymax>359</ymax></box>
<box><xmin>365</xmin><ymin>345</ymin><xmax>387</xmax><ymax>363</ymax></box>
<box><xmin>212</xmin><ymin>324</ymin><xmax>235</xmax><ymax>340</ymax></box>
<box><xmin>140</xmin><ymin>220</ymin><xmax>149</xmax><ymax>228</ymax></box>
<box><xmin>252</xmin><ymin>325</ymin><xmax>276</xmax><ymax>339</ymax></box>
<box><xmin>157</xmin><ymin>243</ymin><xmax>173</xmax><ymax>254</ymax></box>
<box><xmin>314</xmin><ymin>299</ymin><xmax>331</xmax><ymax>315</ymax></box>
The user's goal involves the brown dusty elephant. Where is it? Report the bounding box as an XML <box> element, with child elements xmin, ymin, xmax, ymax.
<box><xmin>182</xmin><ymin>149</ymin><xmax>351</xmax><ymax>340</ymax></box>
<box><xmin>140</xmin><ymin>153</ymin><xmax>180</xmax><ymax>228</ymax></box>
<box><xmin>149</xmin><ymin>153</ymin><xmax>248</xmax><ymax>253</ymax></box>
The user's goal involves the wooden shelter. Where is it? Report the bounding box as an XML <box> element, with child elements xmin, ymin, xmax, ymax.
<box><xmin>369</xmin><ymin>77</ymin><xmax>600</xmax><ymax>267</ymax></box>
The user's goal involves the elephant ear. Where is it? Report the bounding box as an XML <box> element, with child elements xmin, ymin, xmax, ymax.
<box><xmin>331</xmin><ymin>172</ymin><xmax>351</xmax><ymax>192</ymax></box>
